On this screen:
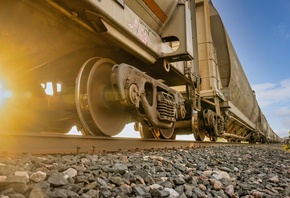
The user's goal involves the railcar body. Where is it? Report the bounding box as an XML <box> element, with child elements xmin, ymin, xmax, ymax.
<box><xmin>0</xmin><ymin>0</ymin><xmax>280</xmax><ymax>143</ymax></box>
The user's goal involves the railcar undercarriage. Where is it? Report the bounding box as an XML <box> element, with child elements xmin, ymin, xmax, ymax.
<box><xmin>0</xmin><ymin>0</ymin><xmax>280</xmax><ymax>143</ymax></box>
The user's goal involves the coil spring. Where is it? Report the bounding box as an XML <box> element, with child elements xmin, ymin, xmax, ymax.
<box><xmin>157</xmin><ymin>92</ymin><xmax>175</xmax><ymax>122</ymax></box>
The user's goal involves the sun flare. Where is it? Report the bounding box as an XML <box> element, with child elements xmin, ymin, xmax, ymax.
<box><xmin>0</xmin><ymin>81</ymin><xmax>12</xmax><ymax>105</ymax></box>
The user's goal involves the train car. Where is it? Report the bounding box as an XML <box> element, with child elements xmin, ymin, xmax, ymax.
<box><xmin>0</xmin><ymin>0</ymin><xmax>280</xmax><ymax>142</ymax></box>
<box><xmin>195</xmin><ymin>1</ymin><xmax>280</xmax><ymax>143</ymax></box>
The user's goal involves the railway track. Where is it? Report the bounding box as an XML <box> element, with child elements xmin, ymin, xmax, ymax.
<box><xmin>0</xmin><ymin>133</ymin><xmax>245</xmax><ymax>155</ymax></box>
<box><xmin>0</xmin><ymin>133</ymin><xmax>287</xmax><ymax>197</ymax></box>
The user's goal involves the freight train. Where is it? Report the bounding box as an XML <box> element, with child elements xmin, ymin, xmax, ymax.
<box><xmin>0</xmin><ymin>0</ymin><xmax>281</xmax><ymax>143</ymax></box>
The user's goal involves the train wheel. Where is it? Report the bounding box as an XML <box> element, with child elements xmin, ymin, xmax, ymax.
<box><xmin>139</xmin><ymin>125</ymin><xmax>175</xmax><ymax>139</ymax></box>
<box><xmin>139</xmin><ymin>126</ymin><xmax>155</xmax><ymax>139</ymax></box>
<box><xmin>76</xmin><ymin>57</ymin><xmax>129</xmax><ymax>136</ymax></box>
<box><xmin>193</xmin><ymin>128</ymin><xmax>206</xmax><ymax>141</ymax></box>
<box><xmin>192</xmin><ymin>113</ymin><xmax>206</xmax><ymax>141</ymax></box>
<box><xmin>209</xmin><ymin>134</ymin><xmax>218</xmax><ymax>142</ymax></box>
<box><xmin>153</xmin><ymin>127</ymin><xmax>175</xmax><ymax>139</ymax></box>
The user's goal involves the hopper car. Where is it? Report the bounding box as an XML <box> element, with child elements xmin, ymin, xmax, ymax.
<box><xmin>0</xmin><ymin>0</ymin><xmax>281</xmax><ymax>143</ymax></box>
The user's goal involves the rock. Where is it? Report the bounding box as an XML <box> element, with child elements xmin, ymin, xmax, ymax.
<box><xmin>160</xmin><ymin>180</ymin><xmax>174</xmax><ymax>188</ymax></box>
<box><xmin>83</xmin><ymin>181</ymin><xmax>98</xmax><ymax>191</ymax></box>
<box><xmin>211</xmin><ymin>179</ymin><xmax>223</xmax><ymax>190</ymax></box>
<box><xmin>28</xmin><ymin>188</ymin><xmax>45</xmax><ymax>198</ymax></box>
<box><xmin>113</xmin><ymin>163</ymin><xmax>128</xmax><ymax>175</ymax></box>
<box><xmin>172</xmin><ymin>177</ymin><xmax>185</xmax><ymax>185</ymax></box>
<box><xmin>269</xmin><ymin>175</ymin><xmax>279</xmax><ymax>183</ymax></box>
<box><xmin>120</xmin><ymin>183</ymin><xmax>133</xmax><ymax>195</ymax></box>
<box><xmin>14</xmin><ymin>172</ymin><xmax>29</xmax><ymax>183</ymax></box>
<box><xmin>135</xmin><ymin>169</ymin><xmax>149</xmax><ymax>179</ymax></box>
<box><xmin>164</xmin><ymin>187</ymin><xmax>179</xmax><ymax>198</ymax></box>
<box><xmin>250</xmin><ymin>190</ymin><xmax>263</xmax><ymax>198</ymax></box>
<box><xmin>0</xmin><ymin>175</ymin><xmax>7</xmax><ymax>182</ymax></box>
<box><xmin>109</xmin><ymin>176</ymin><xmax>122</xmax><ymax>186</ymax></box>
<box><xmin>150</xmin><ymin>188</ymin><xmax>170</xmax><ymax>197</ymax></box>
<box><xmin>30</xmin><ymin>171</ymin><xmax>47</xmax><ymax>183</ymax></box>
<box><xmin>174</xmin><ymin>185</ymin><xmax>184</xmax><ymax>195</ymax></box>
<box><xmin>62</xmin><ymin>168</ymin><xmax>77</xmax><ymax>178</ymax></box>
<box><xmin>49</xmin><ymin>188</ymin><xmax>69</xmax><ymax>198</ymax></box>
<box><xmin>133</xmin><ymin>186</ymin><xmax>146</xmax><ymax>196</ymax></box>
<box><xmin>97</xmin><ymin>177</ymin><xmax>108</xmax><ymax>187</ymax></box>
<box><xmin>150</xmin><ymin>184</ymin><xmax>162</xmax><ymax>190</ymax></box>
<box><xmin>0</xmin><ymin>144</ymin><xmax>289</xmax><ymax>198</ymax></box>
<box><xmin>80</xmin><ymin>158</ymin><xmax>90</xmax><ymax>164</ymax></box>
<box><xmin>85</xmin><ymin>189</ymin><xmax>98</xmax><ymax>197</ymax></box>
<box><xmin>135</xmin><ymin>175</ymin><xmax>145</xmax><ymax>185</ymax></box>
<box><xmin>192</xmin><ymin>186</ymin><xmax>206</xmax><ymax>197</ymax></box>
<box><xmin>144</xmin><ymin>175</ymin><xmax>155</xmax><ymax>184</ymax></box>
<box><xmin>219</xmin><ymin>166</ymin><xmax>232</xmax><ymax>172</ymax></box>
<box><xmin>7</xmin><ymin>182</ymin><xmax>28</xmax><ymax>194</ymax></box>
<box><xmin>199</xmin><ymin>184</ymin><xmax>207</xmax><ymax>191</ymax></box>
<box><xmin>212</xmin><ymin>189</ymin><xmax>227</xmax><ymax>197</ymax></box>
<box><xmin>47</xmin><ymin>173</ymin><xmax>68</xmax><ymax>186</ymax></box>
<box><xmin>225</xmin><ymin>185</ymin><xmax>238</xmax><ymax>198</ymax></box>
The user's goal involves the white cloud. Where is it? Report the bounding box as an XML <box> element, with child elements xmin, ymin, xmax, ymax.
<box><xmin>282</xmin><ymin>118</ymin><xmax>290</xmax><ymax>128</ymax></box>
<box><xmin>252</xmin><ymin>79</ymin><xmax>290</xmax><ymax>138</ymax></box>
<box><xmin>276</xmin><ymin>107</ymin><xmax>290</xmax><ymax>130</ymax></box>
<box><xmin>276</xmin><ymin>107</ymin><xmax>290</xmax><ymax>116</ymax></box>
<box><xmin>252</xmin><ymin>79</ymin><xmax>290</xmax><ymax>107</ymax></box>
<box><xmin>274</xmin><ymin>128</ymin><xmax>289</xmax><ymax>138</ymax></box>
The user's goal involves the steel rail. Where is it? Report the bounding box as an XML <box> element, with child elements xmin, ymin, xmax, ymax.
<box><xmin>0</xmin><ymin>133</ymin><xmax>245</xmax><ymax>155</ymax></box>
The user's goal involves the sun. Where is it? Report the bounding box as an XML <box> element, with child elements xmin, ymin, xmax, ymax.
<box><xmin>0</xmin><ymin>81</ymin><xmax>12</xmax><ymax>106</ymax></box>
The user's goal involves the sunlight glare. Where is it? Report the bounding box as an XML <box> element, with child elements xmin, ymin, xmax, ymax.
<box><xmin>67</xmin><ymin>126</ymin><xmax>82</xmax><ymax>135</ymax></box>
<box><xmin>0</xmin><ymin>85</ymin><xmax>3</xmax><ymax>105</ymax></box>
<box><xmin>0</xmin><ymin>81</ymin><xmax>12</xmax><ymax>105</ymax></box>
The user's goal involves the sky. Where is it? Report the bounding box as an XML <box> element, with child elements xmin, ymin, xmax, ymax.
<box><xmin>211</xmin><ymin>0</ymin><xmax>290</xmax><ymax>138</ymax></box>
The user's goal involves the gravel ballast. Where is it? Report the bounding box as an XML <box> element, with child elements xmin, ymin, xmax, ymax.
<box><xmin>0</xmin><ymin>145</ymin><xmax>289</xmax><ymax>198</ymax></box>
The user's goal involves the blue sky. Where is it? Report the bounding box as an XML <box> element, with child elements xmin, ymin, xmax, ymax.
<box><xmin>211</xmin><ymin>0</ymin><xmax>290</xmax><ymax>137</ymax></box>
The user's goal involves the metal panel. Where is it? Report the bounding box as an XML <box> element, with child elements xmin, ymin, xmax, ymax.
<box><xmin>125</xmin><ymin>0</ymin><xmax>178</xmax><ymax>33</ymax></box>
<box><xmin>208</xmin><ymin>3</ymin><xmax>259</xmax><ymax>125</ymax></box>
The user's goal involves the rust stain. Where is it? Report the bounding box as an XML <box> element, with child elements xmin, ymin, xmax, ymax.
<box><xmin>142</xmin><ymin>0</ymin><xmax>167</xmax><ymax>23</ymax></box>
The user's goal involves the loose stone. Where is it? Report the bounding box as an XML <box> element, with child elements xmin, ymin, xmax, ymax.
<box><xmin>0</xmin><ymin>144</ymin><xmax>288</xmax><ymax>197</ymax></box>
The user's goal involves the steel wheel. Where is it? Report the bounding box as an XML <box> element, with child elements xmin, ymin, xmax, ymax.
<box><xmin>139</xmin><ymin>126</ymin><xmax>155</xmax><ymax>139</ymax></box>
<box><xmin>76</xmin><ymin>57</ymin><xmax>129</xmax><ymax>136</ymax></box>
<box><xmin>153</xmin><ymin>126</ymin><xmax>175</xmax><ymax>139</ymax></box>
<box><xmin>139</xmin><ymin>125</ymin><xmax>175</xmax><ymax>139</ymax></box>
<box><xmin>192</xmin><ymin>113</ymin><xmax>206</xmax><ymax>141</ymax></box>
<box><xmin>209</xmin><ymin>134</ymin><xmax>218</xmax><ymax>142</ymax></box>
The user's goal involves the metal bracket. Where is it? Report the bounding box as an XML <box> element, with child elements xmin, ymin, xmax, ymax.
<box><xmin>114</xmin><ymin>0</ymin><xmax>125</xmax><ymax>8</ymax></box>
<box><xmin>160</xmin><ymin>1</ymin><xmax>194</xmax><ymax>62</ymax></box>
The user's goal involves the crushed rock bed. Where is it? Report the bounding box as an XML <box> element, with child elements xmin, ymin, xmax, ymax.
<box><xmin>0</xmin><ymin>145</ymin><xmax>289</xmax><ymax>198</ymax></box>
